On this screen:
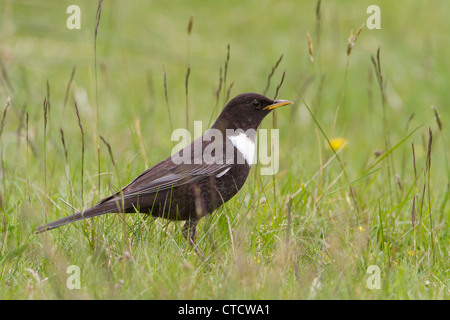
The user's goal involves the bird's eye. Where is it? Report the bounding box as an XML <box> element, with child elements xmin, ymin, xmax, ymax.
<box><xmin>251</xmin><ymin>99</ymin><xmax>261</xmax><ymax>108</ymax></box>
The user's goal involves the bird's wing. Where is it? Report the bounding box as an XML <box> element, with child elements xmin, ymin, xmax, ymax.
<box><xmin>121</xmin><ymin>162</ymin><xmax>231</xmax><ymax>199</ymax></box>
<box><xmin>98</xmin><ymin>136</ymin><xmax>234</xmax><ymax>204</ymax></box>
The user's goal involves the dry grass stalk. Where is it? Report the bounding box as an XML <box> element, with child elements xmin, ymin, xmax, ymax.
<box><xmin>43</xmin><ymin>98</ymin><xmax>49</xmax><ymax>173</ymax></box>
<box><xmin>223</xmin><ymin>44</ymin><xmax>230</xmax><ymax>104</ymax></box>
<box><xmin>215</xmin><ymin>67</ymin><xmax>223</xmax><ymax>110</ymax></box>
<box><xmin>185</xmin><ymin>64</ymin><xmax>191</xmax><ymax>130</ymax></box>
<box><xmin>74</xmin><ymin>100</ymin><xmax>85</xmax><ymax>204</ymax></box>
<box><xmin>431</xmin><ymin>105</ymin><xmax>442</xmax><ymax>131</ymax></box>
<box><xmin>430</xmin><ymin>105</ymin><xmax>449</xmax><ymax>180</ymax></box>
<box><xmin>426</xmin><ymin>127</ymin><xmax>435</xmax><ymax>262</ymax></box>
<box><xmin>285</xmin><ymin>197</ymin><xmax>292</xmax><ymax>261</ymax></box>
<box><xmin>264</xmin><ymin>54</ymin><xmax>284</xmax><ymax>95</ymax></box>
<box><xmin>0</xmin><ymin>58</ymin><xmax>14</xmax><ymax>93</ymax></box>
<box><xmin>315</xmin><ymin>0</ymin><xmax>322</xmax><ymax>45</ymax></box>
<box><xmin>42</xmin><ymin>95</ymin><xmax>50</xmax><ymax>219</ymax></box>
<box><xmin>347</xmin><ymin>24</ymin><xmax>363</xmax><ymax>56</ymax></box>
<box><xmin>273</xmin><ymin>70</ymin><xmax>286</xmax><ymax>129</ymax></box>
<box><xmin>95</xmin><ymin>0</ymin><xmax>103</xmax><ymax>40</ymax></box>
<box><xmin>208</xmin><ymin>66</ymin><xmax>224</xmax><ymax>128</ymax></box>
<box><xmin>306</xmin><ymin>32</ymin><xmax>314</xmax><ymax>63</ymax></box>
<box><xmin>60</xmin><ymin>128</ymin><xmax>68</xmax><ymax>162</ymax></box>
<box><xmin>163</xmin><ymin>67</ymin><xmax>173</xmax><ymax>132</ymax></box>
<box><xmin>26</xmin><ymin>111</ymin><xmax>30</xmax><ymax>203</ymax></box>
<box><xmin>395</xmin><ymin>174</ymin><xmax>402</xmax><ymax>191</ymax></box>
<box><xmin>411</xmin><ymin>196</ymin><xmax>416</xmax><ymax>229</ymax></box>
<box><xmin>412</xmin><ymin>142</ymin><xmax>417</xmax><ymax>188</ymax></box>
<box><xmin>187</xmin><ymin>14</ymin><xmax>194</xmax><ymax>35</ymax></box>
<box><xmin>46</xmin><ymin>80</ymin><xmax>51</xmax><ymax>115</ymax></box>
<box><xmin>371</xmin><ymin>48</ymin><xmax>384</xmax><ymax>98</ymax></box>
<box><xmin>63</xmin><ymin>66</ymin><xmax>76</xmax><ymax>112</ymax></box>
<box><xmin>225</xmin><ymin>81</ymin><xmax>234</xmax><ymax>103</ymax></box>
<box><xmin>371</xmin><ymin>48</ymin><xmax>395</xmax><ymax>200</ymax></box>
<box><xmin>100</xmin><ymin>135</ymin><xmax>121</xmax><ymax>188</ymax></box>
<box><xmin>94</xmin><ymin>0</ymin><xmax>104</xmax><ymax>193</ymax></box>
<box><xmin>426</xmin><ymin>128</ymin><xmax>433</xmax><ymax>177</ymax></box>
<box><xmin>274</xmin><ymin>71</ymin><xmax>286</xmax><ymax>100</ymax></box>
<box><xmin>100</xmin><ymin>135</ymin><xmax>116</xmax><ymax>170</ymax></box>
<box><xmin>0</xmin><ymin>97</ymin><xmax>11</xmax><ymax>219</ymax></box>
<box><xmin>60</xmin><ymin>128</ymin><xmax>74</xmax><ymax>213</ymax></box>
<box><xmin>16</xmin><ymin>103</ymin><xmax>28</xmax><ymax>148</ymax></box>
<box><xmin>411</xmin><ymin>195</ymin><xmax>417</xmax><ymax>263</ymax></box>
<box><xmin>135</xmin><ymin>118</ymin><xmax>149</xmax><ymax>168</ymax></box>
<box><xmin>0</xmin><ymin>97</ymin><xmax>11</xmax><ymax>139</ymax></box>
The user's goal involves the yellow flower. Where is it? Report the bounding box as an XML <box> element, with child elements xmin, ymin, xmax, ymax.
<box><xmin>407</xmin><ymin>250</ymin><xmax>414</xmax><ymax>256</ymax></box>
<box><xmin>329</xmin><ymin>137</ymin><xmax>348</xmax><ymax>151</ymax></box>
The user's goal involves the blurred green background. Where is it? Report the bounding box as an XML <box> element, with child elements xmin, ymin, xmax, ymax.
<box><xmin>1</xmin><ymin>1</ymin><xmax>448</xmax><ymax>170</ymax></box>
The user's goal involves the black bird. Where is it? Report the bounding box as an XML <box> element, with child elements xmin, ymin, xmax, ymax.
<box><xmin>35</xmin><ymin>93</ymin><xmax>293</xmax><ymax>245</ymax></box>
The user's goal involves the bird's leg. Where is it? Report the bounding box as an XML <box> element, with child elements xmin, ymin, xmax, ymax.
<box><xmin>182</xmin><ymin>218</ymin><xmax>198</xmax><ymax>245</ymax></box>
<box><xmin>182</xmin><ymin>218</ymin><xmax>204</xmax><ymax>258</ymax></box>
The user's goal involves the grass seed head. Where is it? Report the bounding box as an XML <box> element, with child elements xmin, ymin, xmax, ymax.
<box><xmin>307</xmin><ymin>32</ymin><xmax>314</xmax><ymax>63</ymax></box>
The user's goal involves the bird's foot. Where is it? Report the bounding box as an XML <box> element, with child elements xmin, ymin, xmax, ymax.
<box><xmin>182</xmin><ymin>219</ymin><xmax>205</xmax><ymax>259</ymax></box>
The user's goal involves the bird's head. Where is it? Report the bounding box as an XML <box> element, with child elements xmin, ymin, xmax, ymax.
<box><xmin>212</xmin><ymin>93</ymin><xmax>293</xmax><ymax>131</ymax></box>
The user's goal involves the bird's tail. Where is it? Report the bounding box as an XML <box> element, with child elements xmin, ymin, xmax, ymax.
<box><xmin>35</xmin><ymin>202</ymin><xmax>119</xmax><ymax>234</ymax></box>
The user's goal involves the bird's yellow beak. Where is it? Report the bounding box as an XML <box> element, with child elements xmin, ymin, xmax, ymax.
<box><xmin>263</xmin><ymin>99</ymin><xmax>294</xmax><ymax>111</ymax></box>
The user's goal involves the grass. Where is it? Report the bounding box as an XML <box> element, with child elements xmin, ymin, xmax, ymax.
<box><xmin>0</xmin><ymin>0</ymin><xmax>449</xmax><ymax>299</ymax></box>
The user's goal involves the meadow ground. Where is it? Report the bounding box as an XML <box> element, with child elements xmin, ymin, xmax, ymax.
<box><xmin>0</xmin><ymin>1</ymin><xmax>449</xmax><ymax>299</ymax></box>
